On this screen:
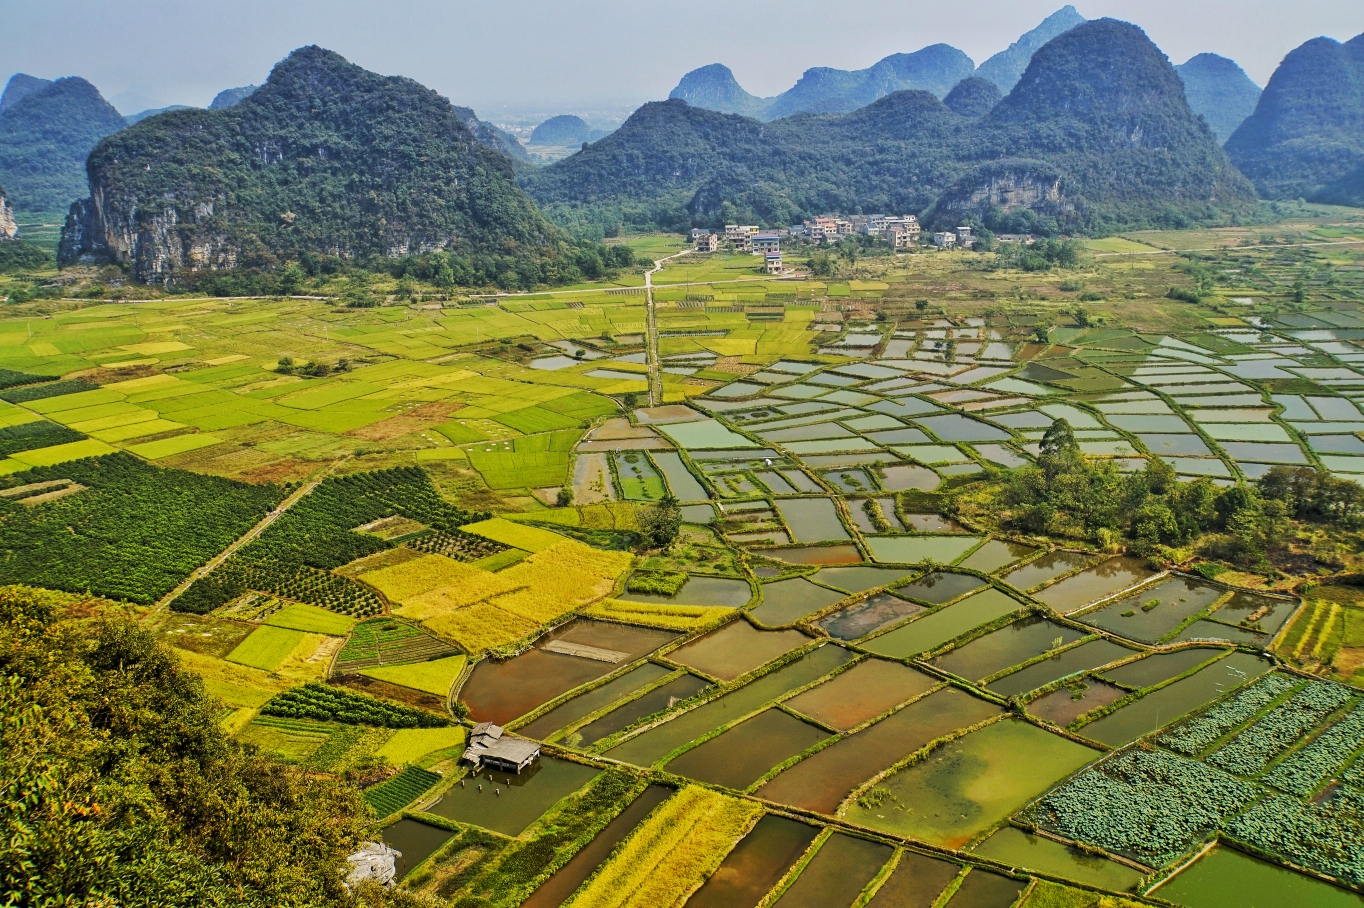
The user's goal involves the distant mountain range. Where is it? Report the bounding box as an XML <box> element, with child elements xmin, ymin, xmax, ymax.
<box><xmin>530</xmin><ymin>115</ymin><xmax>613</xmax><ymax>146</ymax></box>
<box><xmin>59</xmin><ymin>47</ymin><xmax>561</xmax><ymax>284</ymax></box>
<box><xmin>525</xmin><ymin>19</ymin><xmax>1253</xmax><ymax>235</ymax></box>
<box><xmin>668</xmin><ymin>6</ymin><xmax>1084</xmax><ymax>120</ymax></box>
<box><xmin>1226</xmin><ymin>33</ymin><xmax>1364</xmax><ymax>206</ymax></box>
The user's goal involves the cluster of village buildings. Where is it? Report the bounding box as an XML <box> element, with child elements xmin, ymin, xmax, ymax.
<box><xmin>691</xmin><ymin>215</ymin><xmax>976</xmax><ymax>271</ymax></box>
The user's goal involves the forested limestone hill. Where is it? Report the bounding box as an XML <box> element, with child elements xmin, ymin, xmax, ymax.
<box><xmin>0</xmin><ymin>75</ymin><xmax>127</xmax><ymax>213</ymax></box>
<box><xmin>1225</xmin><ymin>33</ymin><xmax>1364</xmax><ymax>206</ymax></box>
<box><xmin>1176</xmin><ymin>53</ymin><xmax>1262</xmax><ymax>143</ymax></box>
<box><xmin>526</xmin><ymin>19</ymin><xmax>1254</xmax><ymax>236</ymax></box>
<box><xmin>59</xmin><ymin>47</ymin><xmax>563</xmax><ymax>285</ymax></box>
<box><xmin>974</xmin><ymin>5</ymin><xmax>1086</xmax><ymax>92</ymax></box>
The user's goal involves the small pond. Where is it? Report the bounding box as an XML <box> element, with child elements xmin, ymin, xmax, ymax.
<box><xmin>381</xmin><ymin>818</ymin><xmax>454</xmax><ymax>882</ymax></box>
<box><xmin>1029</xmin><ymin>680</ymin><xmax>1127</xmax><ymax>725</ymax></box>
<box><xmin>767</xmin><ymin>544</ymin><xmax>864</xmax><ymax>565</ymax></box>
<box><xmin>865</xmin><ymin>850</ymin><xmax>961</xmax><ymax>907</ymax></box>
<box><xmin>750</xmin><ymin>577</ymin><xmax>847</xmax><ymax>626</ymax></box>
<box><xmin>1035</xmin><ymin>556</ymin><xmax>1157</xmax><ymax>614</ymax></box>
<box><xmin>1083</xmin><ymin>576</ymin><xmax>1225</xmax><ymax>643</ymax></box>
<box><xmin>999</xmin><ymin>551</ymin><xmax>1096</xmax><ymax>591</ymax></box>
<box><xmin>775</xmin><ymin>498</ymin><xmax>851</xmax><ymax>543</ymax></box>
<box><xmin>426</xmin><ymin>756</ymin><xmax>600</xmax><ymax>836</ymax></box>
<box><xmin>895</xmin><ymin>572</ymin><xmax>986</xmax><ymax>605</ymax></box>
<box><xmin>958</xmin><ymin>540</ymin><xmax>1036</xmax><ymax>574</ymax></box>
<box><xmin>867</xmin><ymin>535</ymin><xmax>981</xmax><ymax>564</ymax></box>
<box><xmin>517</xmin><ymin>663</ymin><xmax>672</xmax><ymax>741</ymax></box>
<box><xmin>622</xmin><ymin>575</ymin><xmax>752</xmax><ymax>607</ymax></box>
<box><xmin>460</xmin><ymin>621</ymin><xmax>679</xmax><ymax>725</ymax></box>
<box><xmin>879</xmin><ymin>464</ymin><xmax>941</xmax><ymax>491</ymax></box>
<box><xmin>1152</xmin><ymin>843</ymin><xmax>1364</xmax><ymax>908</ymax></box>
<box><xmin>971</xmin><ymin>826</ymin><xmax>1143</xmax><ymax>893</ymax></box>
<box><xmin>571</xmin><ymin>674</ymin><xmax>711</xmax><ymax>746</ymax></box>
<box><xmin>842</xmin><ymin>719</ymin><xmax>1099</xmax><ymax>848</ymax></box>
<box><xmin>987</xmin><ymin>639</ymin><xmax>1134</xmax><ymax>698</ymax></box>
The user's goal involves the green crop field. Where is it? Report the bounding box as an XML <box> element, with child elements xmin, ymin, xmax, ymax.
<box><xmin>264</xmin><ymin>603</ymin><xmax>357</xmax><ymax>636</ymax></box>
<box><xmin>226</xmin><ymin>625</ymin><xmax>309</xmax><ymax>672</ymax></box>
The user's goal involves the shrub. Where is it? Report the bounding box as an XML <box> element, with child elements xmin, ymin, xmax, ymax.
<box><xmin>260</xmin><ymin>682</ymin><xmax>451</xmax><ymax>728</ymax></box>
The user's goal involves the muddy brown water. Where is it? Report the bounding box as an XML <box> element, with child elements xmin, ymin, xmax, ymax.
<box><xmin>518</xmin><ymin>785</ymin><xmax>673</xmax><ymax>908</ymax></box>
<box><xmin>1028</xmin><ymin>681</ymin><xmax>1127</xmax><ymax>726</ymax></box>
<box><xmin>865</xmin><ymin>850</ymin><xmax>961</xmax><ymax>908</ymax></box>
<box><xmin>987</xmin><ymin>639</ymin><xmax>1135</xmax><ymax>698</ymax></box>
<box><xmin>785</xmin><ymin>659</ymin><xmax>937</xmax><ymax>731</ymax></box>
<box><xmin>758</xmin><ymin>688</ymin><xmax>1001</xmax><ymax>814</ymax></box>
<box><xmin>572</xmin><ymin>674</ymin><xmax>712</xmax><ymax>746</ymax></box>
<box><xmin>816</xmin><ymin>565</ymin><xmax>918</xmax><ymax>593</ymax></box>
<box><xmin>816</xmin><ymin>593</ymin><xmax>926</xmax><ymax>641</ymax></box>
<box><xmin>668</xmin><ymin>621</ymin><xmax>810</xmax><ymax>681</ymax></box>
<box><xmin>665</xmin><ymin>708</ymin><xmax>832</xmax><ymax>790</ymax></box>
<box><xmin>516</xmin><ymin>664</ymin><xmax>672</xmax><ymax>741</ymax></box>
<box><xmin>686</xmin><ymin>815</ymin><xmax>821</xmax><ymax>908</ymax></box>
<box><xmin>932</xmin><ymin>617</ymin><xmax>1087</xmax><ymax>681</ymax></box>
<box><xmin>767</xmin><ymin>544</ymin><xmax>865</xmax><ymax>565</ymax></box>
<box><xmin>772</xmin><ymin>833</ymin><xmax>894</xmax><ymax>908</ymax></box>
<box><xmin>460</xmin><ymin>621</ymin><xmax>679</xmax><ymax>725</ymax></box>
<box><xmin>942</xmin><ymin>870</ymin><xmax>1027</xmax><ymax>908</ymax></box>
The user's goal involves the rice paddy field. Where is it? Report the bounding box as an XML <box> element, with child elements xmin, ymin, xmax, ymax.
<box><xmin>13</xmin><ymin>214</ymin><xmax>1364</xmax><ymax>906</ymax></box>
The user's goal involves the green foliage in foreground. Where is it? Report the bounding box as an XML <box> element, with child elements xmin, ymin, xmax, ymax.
<box><xmin>261</xmin><ymin>682</ymin><xmax>452</xmax><ymax>728</ymax></box>
<box><xmin>0</xmin><ymin>586</ymin><xmax>369</xmax><ymax>906</ymax></box>
<box><xmin>0</xmin><ymin>419</ymin><xmax>84</xmax><ymax>457</ymax></box>
<box><xmin>0</xmin><ymin>453</ymin><xmax>283</xmax><ymax>604</ymax></box>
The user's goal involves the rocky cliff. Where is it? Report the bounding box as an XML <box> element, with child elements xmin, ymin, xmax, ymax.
<box><xmin>60</xmin><ymin>46</ymin><xmax>561</xmax><ymax>284</ymax></box>
<box><xmin>0</xmin><ymin>185</ymin><xmax>16</xmax><ymax>239</ymax></box>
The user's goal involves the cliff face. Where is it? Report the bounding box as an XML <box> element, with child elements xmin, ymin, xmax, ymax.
<box><xmin>60</xmin><ymin>46</ymin><xmax>560</xmax><ymax>285</ymax></box>
<box><xmin>0</xmin><ymin>186</ymin><xmax>17</xmax><ymax>239</ymax></box>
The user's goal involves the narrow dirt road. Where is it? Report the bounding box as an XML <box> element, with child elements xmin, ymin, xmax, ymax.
<box><xmin>644</xmin><ymin>250</ymin><xmax>691</xmax><ymax>407</ymax></box>
<box><xmin>153</xmin><ymin>459</ymin><xmax>344</xmax><ymax>611</ymax></box>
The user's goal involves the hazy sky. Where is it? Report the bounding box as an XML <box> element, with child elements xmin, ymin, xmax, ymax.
<box><xmin>3</xmin><ymin>0</ymin><xmax>1360</xmax><ymax>121</ymax></box>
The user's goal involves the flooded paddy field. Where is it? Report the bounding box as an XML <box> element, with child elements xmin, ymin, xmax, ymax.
<box><xmin>864</xmin><ymin>850</ymin><xmax>962</xmax><ymax>907</ymax></box>
<box><xmin>459</xmin><ymin>621</ymin><xmax>679</xmax><ymax>724</ymax></box>
<box><xmin>972</xmin><ymin>827</ymin><xmax>1144</xmax><ymax>892</ymax></box>
<box><xmin>606</xmin><ymin>644</ymin><xmax>853</xmax><ymax>765</ymax></box>
<box><xmin>844</xmin><ymin>718</ymin><xmax>1100</xmax><ymax>848</ymax></box>
<box><xmin>771</xmin><ymin>833</ymin><xmax>894</xmax><ymax>908</ymax></box>
<box><xmin>686</xmin><ymin>816</ymin><xmax>820</xmax><ymax>908</ymax></box>
<box><xmin>381</xmin><ymin>818</ymin><xmax>454</xmax><ymax>882</ymax></box>
<box><xmin>815</xmin><ymin>592</ymin><xmax>926</xmax><ymax>641</ymax></box>
<box><xmin>758</xmin><ymin>688</ymin><xmax>1001</xmax><ymax>814</ymax></box>
<box><xmin>665</xmin><ymin>708</ymin><xmax>831</xmax><ymax>789</ymax></box>
<box><xmin>1033</xmin><ymin>556</ymin><xmax>1157</xmax><ymax>614</ymax></box>
<box><xmin>667</xmin><ymin>621</ymin><xmax>810</xmax><ymax>680</ymax></box>
<box><xmin>784</xmin><ymin>659</ymin><xmax>936</xmax><ymax>730</ymax></box>
<box><xmin>517</xmin><ymin>663</ymin><xmax>673</xmax><ymax>740</ymax></box>
<box><xmin>621</xmin><ymin>575</ymin><xmax>752</xmax><ymax>607</ymax></box>
<box><xmin>987</xmin><ymin>639</ymin><xmax>1135</xmax><ymax>698</ymax></box>
<box><xmin>932</xmin><ymin>616</ymin><xmax>1087</xmax><ymax>681</ymax></box>
<box><xmin>1028</xmin><ymin>680</ymin><xmax>1128</xmax><ymax>725</ymax></box>
<box><xmin>571</xmin><ymin>673</ymin><xmax>712</xmax><ymax>745</ymax></box>
<box><xmin>862</xmin><ymin>589</ymin><xmax>1024</xmax><ymax>659</ymax></box>
<box><xmin>1081</xmin><ymin>576</ymin><xmax>1225</xmax><ymax>643</ymax></box>
<box><xmin>749</xmin><ymin>578</ymin><xmax>848</xmax><ymax>626</ymax></box>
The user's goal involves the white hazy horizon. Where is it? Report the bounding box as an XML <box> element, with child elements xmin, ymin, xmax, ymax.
<box><xmin>2</xmin><ymin>0</ymin><xmax>1360</xmax><ymax>122</ymax></box>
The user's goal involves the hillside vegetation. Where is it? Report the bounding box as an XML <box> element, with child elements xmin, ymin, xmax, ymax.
<box><xmin>0</xmin><ymin>75</ymin><xmax>126</xmax><ymax>213</ymax></box>
<box><xmin>1226</xmin><ymin>32</ymin><xmax>1364</xmax><ymax>206</ymax></box>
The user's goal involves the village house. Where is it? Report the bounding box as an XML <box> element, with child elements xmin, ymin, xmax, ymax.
<box><xmin>695</xmin><ymin>232</ymin><xmax>719</xmax><ymax>252</ymax></box>
<box><xmin>933</xmin><ymin>231</ymin><xmax>957</xmax><ymax>248</ymax></box>
<box><xmin>750</xmin><ymin>234</ymin><xmax>780</xmax><ymax>255</ymax></box>
<box><xmin>765</xmin><ymin>252</ymin><xmax>783</xmax><ymax>274</ymax></box>
<box><xmin>462</xmin><ymin>722</ymin><xmax>540</xmax><ymax>774</ymax></box>
<box><xmin>955</xmin><ymin>226</ymin><xmax>976</xmax><ymax>248</ymax></box>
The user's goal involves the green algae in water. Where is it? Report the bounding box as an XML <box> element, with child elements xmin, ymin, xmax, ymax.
<box><xmin>1154</xmin><ymin>844</ymin><xmax>1364</xmax><ymax>908</ymax></box>
<box><xmin>971</xmin><ymin>827</ymin><xmax>1143</xmax><ymax>893</ymax></box>
<box><xmin>843</xmin><ymin>718</ymin><xmax>1099</xmax><ymax>849</ymax></box>
<box><xmin>426</xmin><ymin>756</ymin><xmax>600</xmax><ymax>837</ymax></box>
<box><xmin>866</xmin><ymin>535</ymin><xmax>981</xmax><ymax>564</ymax></box>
